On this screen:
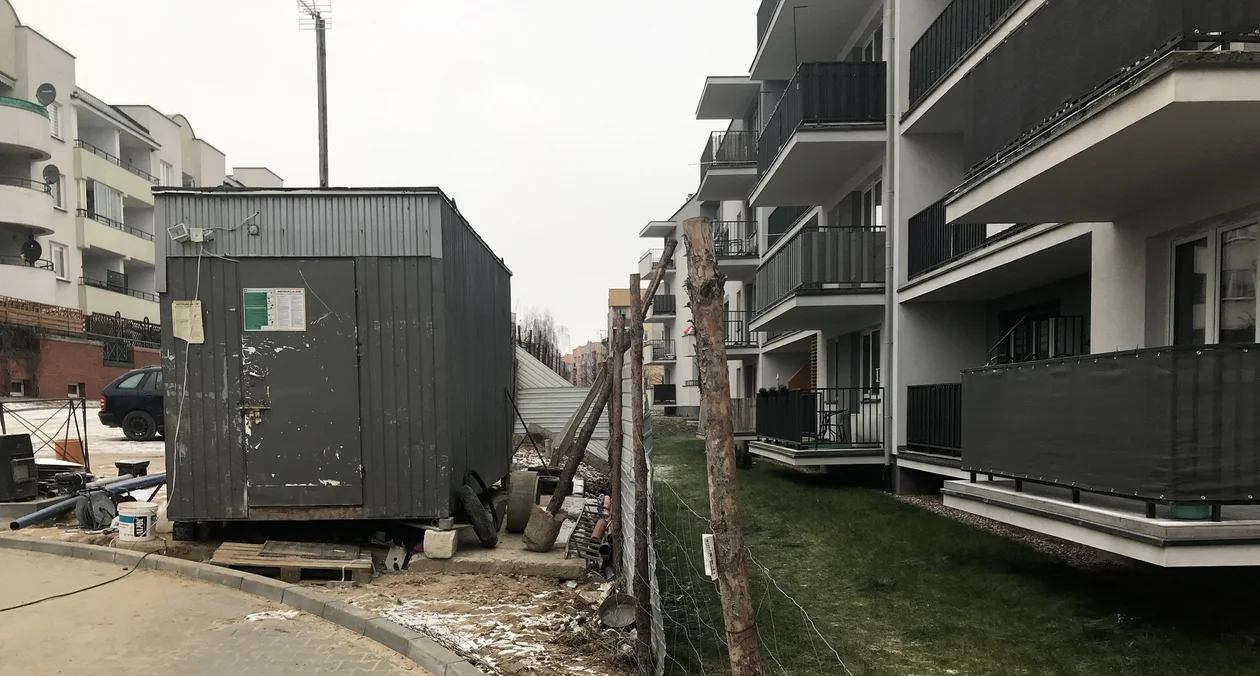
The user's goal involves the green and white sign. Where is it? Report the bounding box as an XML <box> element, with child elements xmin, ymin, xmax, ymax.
<box><xmin>242</xmin><ymin>288</ymin><xmax>307</xmax><ymax>332</ymax></box>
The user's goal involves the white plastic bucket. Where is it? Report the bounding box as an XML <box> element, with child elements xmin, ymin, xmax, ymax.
<box><xmin>117</xmin><ymin>501</ymin><xmax>159</xmax><ymax>542</ymax></box>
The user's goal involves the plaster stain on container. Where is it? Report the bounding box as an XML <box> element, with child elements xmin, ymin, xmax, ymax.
<box><xmin>319</xmin><ymin>479</ymin><xmax>342</xmax><ymax>487</ymax></box>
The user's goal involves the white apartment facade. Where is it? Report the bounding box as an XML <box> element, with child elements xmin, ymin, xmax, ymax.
<box><xmin>0</xmin><ymin>0</ymin><xmax>280</xmax><ymax>326</ymax></box>
<box><xmin>646</xmin><ymin>0</ymin><xmax>1260</xmax><ymax>566</ymax></box>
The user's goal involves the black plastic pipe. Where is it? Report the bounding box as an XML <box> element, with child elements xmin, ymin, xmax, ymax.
<box><xmin>9</xmin><ymin>473</ymin><xmax>166</xmax><ymax>531</ymax></box>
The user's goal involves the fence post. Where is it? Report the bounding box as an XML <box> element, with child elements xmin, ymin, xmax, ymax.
<box><xmin>628</xmin><ymin>272</ymin><xmax>653</xmax><ymax>671</ymax></box>
<box><xmin>682</xmin><ymin>217</ymin><xmax>764</xmax><ymax>676</ymax></box>
<box><xmin>607</xmin><ymin>316</ymin><xmax>625</xmax><ymax>584</ymax></box>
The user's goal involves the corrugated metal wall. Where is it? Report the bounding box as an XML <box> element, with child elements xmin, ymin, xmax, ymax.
<box><xmin>163</xmin><ymin>257</ymin><xmax>248</xmax><ymax>521</ymax></box>
<box><xmin>439</xmin><ymin>201</ymin><xmax>514</xmax><ymax>494</ymax></box>
<box><xmin>515</xmin><ymin>345</ymin><xmax>572</xmax><ymax>389</ymax></box>
<box><xmin>512</xmin><ymin>387</ymin><xmax>609</xmax><ymax>438</ymax></box>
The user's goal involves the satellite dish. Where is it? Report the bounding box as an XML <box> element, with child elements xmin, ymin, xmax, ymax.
<box><xmin>21</xmin><ymin>238</ymin><xmax>42</xmax><ymax>265</ymax></box>
<box><xmin>42</xmin><ymin>164</ymin><xmax>60</xmax><ymax>185</ymax></box>
<box><xmin>36</xmin><ymin>83</ymin><xmax>56</xmax><ymax>107</ymax></box>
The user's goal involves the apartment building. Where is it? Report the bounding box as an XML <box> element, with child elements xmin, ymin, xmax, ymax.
<box><xmin>0</xmin><ymin>0</ymin><xmax>279</xmax><ymax>399</ymax></box>
<box><xmin>647</xmin><ymin>0</ymin><xmax>1260</xmax><ymax>566</ymax></box>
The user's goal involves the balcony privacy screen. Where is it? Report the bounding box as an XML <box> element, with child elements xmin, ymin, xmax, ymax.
<box><xmin>961</xmin><ymin>345</ymin><xmax>1260</xmax><ymax>502</ymax></box>
<box><xmin>965</xmin><ymin>0</ymin><xmax>1260</xmax><ymax>172</ymax></box>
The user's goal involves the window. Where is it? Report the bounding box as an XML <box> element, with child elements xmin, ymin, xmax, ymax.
<box><xmin>8</xmin><ymin>380</ymin><xmax>26</xmax><ymax>397</ymax></box>
<box><xmin>160</xmin><ymin>161</ymin><xmax>174</xmax><ymax>187</ymax></box>
<box><xmin>87</xmin><ymin>181</ymin><xmax>124</xmax><ymax>224</ymax></box>
<box><xmin>1172</xmin><ymin>221</ymin><xmax>1259</xmax><ymax>345</ymax></box>
<box><xmin>67</xmin><ymin>383</ymin><xmax>84</xmax><ymax>398</ymax></box>
<box><xmin>148</xmin><ymin>371</ymin><xmax>163</xmax><ymax>391</ymax></box>
<box><xmin>861</xmin><ymin>181</ymin><xmax>883</xmax><ymax>228</ymax></box>
<box><xmin>860</xmin><ymin>329</ymin><xmax>881</xmax><ymax>390</ymax></box>
<box><xmin>116</xmin><ymin>372</ymin><xmax>147</xmax><ymax>390</ymax></box>
<box><xmin>50</xmin><ymin>242</ymin><xmax>68</xmax><ymax>279</ymax></box>
<box><xmin>48</xmin><ymin>102</ymin><xmax>62</xmax><ymax>139</ymax></box>
<box><xmin>51</xmin><ymin>173</ymin><xmax>65</xmax><ymax>209</ymax></box>
<box><xmin>861</xmin><ymin>26</ymin><xmax>884</xmax><ymax>62</ymax></box>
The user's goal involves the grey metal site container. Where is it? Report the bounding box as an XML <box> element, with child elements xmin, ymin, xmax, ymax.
<box><xmin>155</xmin><ymin>187</ymin><xmax>512</xmax><ymax>522</ymax></box>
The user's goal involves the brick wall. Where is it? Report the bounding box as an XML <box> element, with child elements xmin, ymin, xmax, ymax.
<box><xmin>5</xmin><ymin>337</ymin><xmax>162</xmax><ymax>401</ymax></box>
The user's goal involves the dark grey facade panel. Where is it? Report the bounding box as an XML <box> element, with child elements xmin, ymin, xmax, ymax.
<box><xmin>440</xmin><ymin>202</ymin><xmax>513</xmax><ymax>494</ymax></box>
<box><xmin>961</xmin><ymin>345</ymin><xmax>1260</xmax><ymax>502</ymax></box>
<box><xmin>163</xmin><ymin>257</ymin><xmax>247</xmax><ymax>521</ymax></box>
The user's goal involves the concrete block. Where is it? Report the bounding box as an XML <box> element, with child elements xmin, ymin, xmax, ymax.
<box><xmin>365</xmin><ymin>618</ymin><xmax>422</xmax><ymax>655</ymax></box>
<box><xmin>444</xmin><ymin>659</ymin><xmax>489</xmax><ymax>676</ymax></box>
<box><xmin>195</xmin><ymin>563</ymin><xmax>245</xmax><ymax>590</ymax></box>
<box><xmin>240</xmin><ymin>575</ymin><xmax>293</xmax><ymax>602</ymax></box>
<box><xmin>153</xmin><ymin>554</ymin><xmax>201</xmax><ymax>577</ymax></box>
<box><xmin>321</xmin><ymin>601</ymin><xmax>377</xmax><ymax>635</ymax></box>
<box><xmin>405</xmin><ymin>636</ymin><xmax>464</xmax><ymax>675</ymax></box>
<box><xmin>424</xmin><ymin>529</ymin><xmax>459</xmax><ymax>559</ymax></box>
<box><xmin>30</xmin><ymin>539</ymin><xmax>77</xmax><ymax>558</ymax></box>
<box><xmin>80</xmin><ymin>545</ymin><xmax>118</xmax><ymax>564</ymax></box>
<box><xmin>113</xmin><ymin>550</ymin><xmax>145</xmax><ymax>568</ymax></box>
<box><xmin>0</xmin><ymin>537</ymin><xmax>35</xmax><ymax>551</ymax></box>
<box><xmin>281</xmin><ymin>585</ymin><xmax>329</xmax><ymax>616</ymax></box>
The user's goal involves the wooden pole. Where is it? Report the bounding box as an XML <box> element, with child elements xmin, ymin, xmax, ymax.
<box><xmin>629</xmin><ymin>272</ymin><xmax>653</xmax><ymax>670</ymax></box>
<box><xmin>682</xmin><ymin>217</ymin><xmax>764</xmax><ymax>676</ymax></box>
<box><xmin>545</xmin><ymin>375</ymin><xmax>612</xmax><ymax>514</ymax></box>
<box><xmin>607</xmin><ymin>315</ymin><xmax>625</xmax><ymax>581</ymax></box>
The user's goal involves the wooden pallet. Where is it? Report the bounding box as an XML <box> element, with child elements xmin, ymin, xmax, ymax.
<box><xmin>209</xmin><ymin>541</ymin><xmax>374</xmax><ymax>584</ymax></box>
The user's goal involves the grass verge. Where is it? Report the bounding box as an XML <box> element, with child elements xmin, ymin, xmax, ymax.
<box><xmin>652</xmin><ymin>427</ymin><xmax>1260</xmax><ymax>676</ymax></box>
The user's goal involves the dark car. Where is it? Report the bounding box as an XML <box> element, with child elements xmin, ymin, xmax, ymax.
<box><xmin>99</xmin><ymin>366</ymin><xmax>164</xmax><ymax>441</ymax></box>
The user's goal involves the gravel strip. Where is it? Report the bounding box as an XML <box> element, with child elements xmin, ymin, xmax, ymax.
<box><xmin>893</xmin><ymin>493</ymin><xmax>1128</xmax><ymax>570</ymax></box>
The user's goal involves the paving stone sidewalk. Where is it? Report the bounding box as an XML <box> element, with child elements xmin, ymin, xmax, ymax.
<box><xmin>0</xmin><ymin>549</ymin><xmax>426</xmax><ymax>675</ymax></box>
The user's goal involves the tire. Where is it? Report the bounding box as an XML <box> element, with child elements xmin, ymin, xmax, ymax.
<box><xmin>506</xmin><ymin>470</ymin><xmax>540</xmax><ymax>534</ymax></box>
<box><xmin>122</xmin><ymin>411</ymin><xmax>158</xmax><ymax>441</ymax></box>
<box><xmin>457</xmin><ymin>484</ymin><xmax>498</xmax><ymax>548</ymax></box>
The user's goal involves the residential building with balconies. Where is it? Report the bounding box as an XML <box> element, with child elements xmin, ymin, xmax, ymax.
<box><xmin>666</xmin><ymin>0</ymin><xmax>1260</xmax><ymax>566</ymax></box>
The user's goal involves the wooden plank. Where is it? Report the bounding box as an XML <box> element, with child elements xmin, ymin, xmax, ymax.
<box><xmin>258</xmin><ymin>540</ymin><xmax>361</xmax><ymax>560</ymax></box>
<box><xmin>208</xmin><ymin>541</ymin><xmax>374</xmax><ymax>579</ymax></box>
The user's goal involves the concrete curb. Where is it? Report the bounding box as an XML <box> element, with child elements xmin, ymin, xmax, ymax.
<box><xmin>0</xmin><ymin>536</ymin><xmax>484</xmax><ymax>675</ymax></box>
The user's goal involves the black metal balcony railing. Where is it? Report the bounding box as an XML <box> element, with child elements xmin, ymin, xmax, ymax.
<box><xmin>76</xmin><ymin>209</ymin><xmax>155</xmax><ymax>242</ymax></box>
<box><xmin>906</xmin><ymin>200</ymin><xmax>1040</xmax><ymax>279</ymax></box>
<box><xmin>652</xmin><ymin>295</ymin><xmax>677</xmax><ymax>315</ymax></box>
<box><xmin>102</xmin><ymin>339</ymin><xmax>133</xmax><ymax>367</ymax></box>
<box><xmin>80</xmin><ymin>277</ymin><xmax>158</xmax><ymax>302</ymax></box>
<box><xmin>85</xmin><ymin>313</ymin><xmax>159</xmax><ymax>347</ymax></box>
<box><xmin>962</xmin><ymin>344</ymin><xmax>1260</xmax><ymax>508</ymax></box>
<box><xmin>908</xmin><ymin>0</ymin><xmax>1023</xmax><ymax>110</ymax></box>
<box><xmin>758</xmin><ymin>61</ymin><xmax>887</xmax><ymax>176</ymax></box>
<box><xmin>0</xmin><ymin>255</ymin><xmax>54</xmax><ymax>271</ymax></box>
<box><xmin>756</xmin><ymin>0</ymin><xmax>778</xmax><ymax>48</ymax></box>
<box><xmin>641</xmin><ymin>249</ymin><xmax>675</xmax><ymax>271</ymax></box>
<box><xmin>755</xmin><ymin>226</ymin><xmax>886</xmax><ymax>315</ymax></box>
<box><xmin>653</xmin><ymin>383</ymin><xmax>678</xmax><ymax>405</ymax></box>
<box><xmin>724</xmin><ymin>310</ymin><xmax>756</xmax><ymax>347</ymax></box>
<box><xmin>650</xmin><ymin>338</ymin><xmax>677</xmax><ymax>362</ymax></box>
<box><xmin>701</xmin><ymin>130</ymin><xmax>758</xmax><ymax>184</ymax></box>
<box><xmin>712</xmin><ymin>221</ymin><xmax>758</xmax><ymax>258</ymax></box>
<box><xmin>906</xmin><ymin>383</ymin><xmax>962</xmax><ymax>458</ymax></box>
<box><xmin>75</xmin><ymin>140</ymin><xmax>159</xmax><ymax>184</ymax></box>
<box><xmin>0</xmin><ymin>175</ymin><xmax>51</xmax><ymax>193</ymax></box>
<box><xmin>756</xmin><ymin>387</ymin><xmax>884</xmax><ymax>450</ymax></box>
<box><xmin>965</xmin><ymin>0</ymin><xmax>1260</xmax><ymax>174</ymax></box>
<box><xmin>988</xmin><ymin>315</ymin><xmax>1088</xmax><ymax>365</ymax></box>
<box><xmin>684</xmin><ymin>379</ymin><xmax>700</xmax><ymax>387</ymax></box>
<box><xmin>767</xmin><ymin>206</ymin><xmax>809</xmax><ymax>248</ymax></box>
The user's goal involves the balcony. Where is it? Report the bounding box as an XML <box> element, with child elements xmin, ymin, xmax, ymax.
<box><xmin>905</xmin><ymin>383</ymin><xmax>962</xmax><ymax>460</ymax></box>
<box><xmin>907</xmin><ymin>199</ymin><xmax>1043</xmax><ymax>280</ymax></box>
<box><xmin>766</xmin><ymin>206</ymin><xmax>810</xmax><ymax>248</ymax></box>
<box><xmin>74</xmin><ymin>140</ymin><xmax>157</xmax><ymax>206</ymax></box>
<box><xmin>79</xmin><ymin>276</ymin><xmax>158</xmax><ymax>322</ymax></box>
<box><xmin>639</xmin><ymin>221</ymin><xmax>676</xmax><ymax>239</ymax></box>
<box><xmin>751</xmin><ymin>387</ymin><xmax>884</xmax><ymax>466</ymax></box>
<box><xmin>752</xmin><ymin>226</ymin><xmax>885</xmax><ymax>333</ymax></box>
<box><xmin>0</xmin><ymin>177</ymin><xmax>55</xmax><ymax>235</ymax></box>
<box><xmin>0</xmin><ymin>97</ymin><xmax>53</xmax><ymax>161</ymax></box>
<box><xmin>700</xmin><ymin>397</ymin><xmax>757</xmax><ymax>437</ymax></box>
<box><xmin>638</xmin><ymin>248</ymin><xmax>675</xmax><ymax>280</ymax></box>
<box><xmin>76</xmin><ymin>210</ymin><xmax>156</xmax><ymax>265</ymax></box>
<box><xmin>713</xmin><ymin>220</ymin><xmax>758</xmax><ymax>282</ymax></box>
<box><xmin>752</xmin><ymin>62</ymin><xmax>886</xmax><ymax>207</ymax></box>
<box><xmin>0</xmin><ymin>256</ymin><xmax>58</xmax><ymax>306</ymax></box>
<box><xmin>946</xmin><ymin>1</ymin><xmax>1260</xmax><ymax>224</ymax></box>
<box><xmin>696</xmin><ymin>131</ymin><xmax>758</xmax><ymax>202</ymax></box>
<box><xmin>645</xmin><ymin>295</ymin><xmax>676</xmax><ymax>324</ymax></box>
<box><xmin>652</xmin><ymin>383</ymin><xmax>678</xmax><ymax>406</ymax></box>
<box><xmin>696</xmin><ymin>76</ymin><xmax>761</xmax><ymax>120</ymax></box>
<box><xmin>752</xmin><ymin>0</ymin><xmax>885</xmax><ymax>81</ymax></box>
<box><xmin>944</xmin><ymin>344</ymin><xmax>1260</xmax><ymax>567</ymax></box>
<box><xmin>648</xmin><ymin>338</ymin><xmax>677</xmax><ymax>364</ymax></box>
<box><xmin>723</xmin><ymin>310</ymin><xmax>758</xmax><ymax>355</ymax></box>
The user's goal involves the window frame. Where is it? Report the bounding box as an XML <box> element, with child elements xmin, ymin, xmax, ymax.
<box><xmin>50</xmin><ymin>242</ymin><xmax>68</xmax><ymax>280</ymax></box>
<box><xmin>1169</xmin><ymin>216</ymin><xmax>1260</xmax><ymax>345</ymax></box>
<box><xmin>51</xmin><ymin>173</ymin><xmax>65</xmax><ymax>210</ymax></box>
<box><xmin>859</xmin><ymin>327</ymin><xmax>881</xmax><ymax>391</ymax></box>
<box><xmin>47</xmin><ymin>102</ymin><xmax>62</xmax><ymax>140</ymax></box>
<box><xmin>116</xmin><ymin>372</ymin><xmax>147</xmax><ymax>390</ymax></box>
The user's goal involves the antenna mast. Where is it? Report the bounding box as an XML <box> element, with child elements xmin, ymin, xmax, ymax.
<box><xmin>298</xmin><ymin>0</ymin><xmax>332</xmax><ymax>187</ymax></box>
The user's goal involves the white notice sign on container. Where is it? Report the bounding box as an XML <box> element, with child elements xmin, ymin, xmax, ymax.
<box><xmin>242</xmin><ymin>288</ymin><xmax>307</xmax><ymax>332</ymax></box>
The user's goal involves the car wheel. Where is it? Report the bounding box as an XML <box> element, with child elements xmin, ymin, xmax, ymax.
<box><xmin>122</xmin><ymin>411</ymin><xmax>158</xmax><ymax>441</ymax></box>
<box><xmin>456</xmin><ymin>484</ymin><xmax>498</xmax><ymax>548</ymax></box>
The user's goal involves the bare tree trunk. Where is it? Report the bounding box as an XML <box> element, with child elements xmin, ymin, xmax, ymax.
<box><xmin>629</xmin><ymin>272</ymin><xmax>653</xmax><ymax>670</ymax></box>
<box><xmin>607</xmin><ymin>316</ymin><xmax>625</xmax><ymax>582</ymax></box>
<box><xmin>546</xmin><ymin>377</ymin><xmax>612</xmax><ymax>515</ymax></box>
<box><xmin>682</xmin><ymin>217</ymin><xmax>764</xmax><ymax>676</ymax></box>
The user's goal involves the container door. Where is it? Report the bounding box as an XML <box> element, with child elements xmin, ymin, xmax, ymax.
<box><xmin>239</xmin><ymin>259</ymin><xmax>363</xmax><ymax>507</ymax></box>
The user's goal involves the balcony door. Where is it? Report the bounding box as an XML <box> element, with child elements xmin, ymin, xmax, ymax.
<box><xmin>1172</xmin><ymin>220</ymin><xmax>1258</xmax><ymax>346</ymax></box>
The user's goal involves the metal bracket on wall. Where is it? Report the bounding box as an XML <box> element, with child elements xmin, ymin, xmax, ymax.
<box><xmin>238</xmin><ymin>402</ymin><xmax>272</xmax><ymax>426</ymax></box>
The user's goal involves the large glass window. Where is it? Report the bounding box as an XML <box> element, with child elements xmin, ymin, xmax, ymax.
<box><xmin>1220</xmin><ymin>224</ymin><xmax>1257</xmax><ymax>344</ymax></box>
<box><xmin>1173</xmin><ymin>238</ymin><xmax>1209</xmax><ymax>345</ymax></box>
<box><xmin>1172</xmin><ymin>222</ymin><xmax>1259</xmax><ymax>345</ymax></box>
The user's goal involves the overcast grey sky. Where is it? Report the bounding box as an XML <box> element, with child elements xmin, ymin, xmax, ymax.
<box><xmin>14</xmin><ymin>0</ymin><xmax>759</xmax><ymax>348</ymax></box>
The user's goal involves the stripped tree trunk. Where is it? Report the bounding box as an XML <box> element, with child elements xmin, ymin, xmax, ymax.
<box><xmin>682</xmin><ymin>217</ymin><xmax>764</xmax><ymax>676</ymax></box>
<box><xmin>629</xmin><ymin>272</ymin><xmax>653</xmax><ymax>671</ymax></box>
<box><xmin>607</xmin><ymin>316</ymin><xmax>625</xmax><ymax>583</ymax></box>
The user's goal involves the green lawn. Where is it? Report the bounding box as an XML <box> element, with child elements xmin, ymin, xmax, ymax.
<box><xmin>651</xmin><ymin>428</ymin><xmax>1260</xmax><ymax>676</ymax></box>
